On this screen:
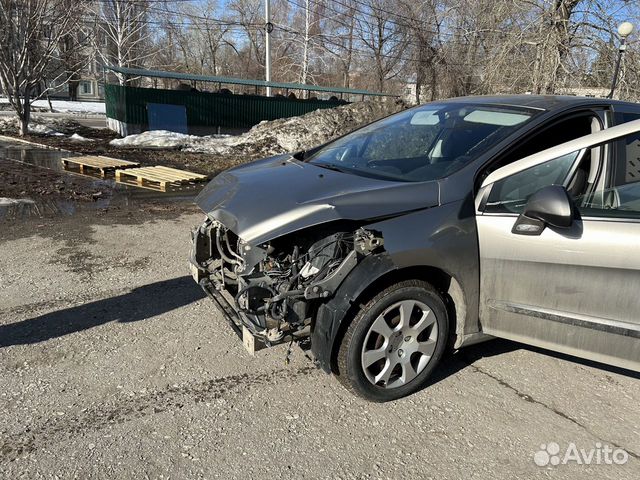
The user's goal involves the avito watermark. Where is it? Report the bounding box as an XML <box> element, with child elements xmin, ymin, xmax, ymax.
<box><xmin>534</xmin><ymin>442</ymin><xmax>629</xmax><ymax>467</ymax></box>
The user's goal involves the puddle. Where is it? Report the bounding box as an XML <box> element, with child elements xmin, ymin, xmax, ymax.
<box><xmin>0</xmin><ymin>197</ymin><xmax>77</xmax><ymax>222</ymax></box>
<box><xmin>0</xmin><ymin>139</ymin><xmax>203</xmax><ymax>222</ymax></box>
<box><xmin>0</xmin><ymin>141</ymin><xmax>73</xmax><ymax>171</ymax></box>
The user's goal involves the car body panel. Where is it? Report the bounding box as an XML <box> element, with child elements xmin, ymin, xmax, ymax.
<box><xmin>195</xmin><ymin>155</ymin><xmax>440</xmax><ymax>246</ymax></box>
<box><xmin>192</xmin><ymin>95</ymin><xmax>640</xmax><ymax>374</ymax></box>
<box><xmin>309</xmin><ymin>196</ymin><xmax>483</xmax><ymax>372</ymax></box>
<box><xmin>476</xmin><ymin>118</ymin><xmax>640</xmax><ymax>372</ymax></box>
<box><xmin>477</xmin><ymin>215</ymin><xmax>640</xmax><ymax>371</ymax></box>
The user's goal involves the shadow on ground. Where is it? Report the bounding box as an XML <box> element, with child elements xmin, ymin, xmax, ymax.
<box><xmin>428</xmin><ymin>337</ymin><xmax>640</xmax><ymax>386</ymax></box>
<box><xmin>0</xmin><ymin>276</ymin><xmax>205</xmax><ymax>348</ymax></box>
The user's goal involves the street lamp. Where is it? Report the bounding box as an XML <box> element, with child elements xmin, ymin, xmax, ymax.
<box><xmin>608</xmin><ymin>21</ymin><xmax>634</xmax><ymax>99</ymax></box>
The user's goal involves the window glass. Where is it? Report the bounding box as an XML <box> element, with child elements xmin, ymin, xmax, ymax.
<box><xmin>307</xmin><ymin>103</ymin><xmax>539</xmax><ymax>182</ymax></box>
<box><xmin>576</xmin><ymin>132</ymin><xmax>640</xmax><ymax>219</ymax></box>
<box><xmin>618</xmin><ymin>112</ymin><xmax>640</xmax><ymax>124</ymax></box>
<box><xmin>485</xmin><ymin>152</ymin><xmax>579</xmax><ymax>214</ymax></box>
<box><xmin>80</xmin><ymin>81</ymin><xmax>93</xmax><ymax>95</ymax></box>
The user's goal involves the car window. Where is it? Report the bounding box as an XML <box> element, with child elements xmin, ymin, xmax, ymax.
<box><xmin>492</xmin><ymin>114</ymin><xmax>597</xmax><ymax>172</ymax></box>
<box><xmin>360</xmin><ymin>122</ymin><xmax>438</xmax><ymax>162</ymax></box>
<box><xmin>617</xmin><ymin>112</ymin><xmax>640</xmax><ymax>125</ymax></box>
<box><xmin>484</xmin><ymin>152</ymin><xmax>579</xmax><ymax>214</ymax></box>
<box><xmin>575</xmin><ymin>131</ymin><xmax>640</xmax><ymax>219</ymax></box>
<box><xmin>307</xmin><ymin>103</ymin><xmax>540</xmax><ymax>182</ymax></box>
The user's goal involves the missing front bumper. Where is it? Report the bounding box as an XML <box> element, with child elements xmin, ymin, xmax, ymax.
<box><xmin>197</xmin><ymin>277</ymin><xmax>266</xmax><ymax>354</ymax></box>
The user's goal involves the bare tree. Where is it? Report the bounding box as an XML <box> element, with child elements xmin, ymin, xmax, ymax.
<box><xmin>14</xmin><ymin>0</ymin><xmax>629</xmax><ymax>104</ymax></box>
<box><xmin>356</xmin><ymin>0</ymin><xmax>408</xmax><ymax>91</ymax></box>
<box><xmin>92</xmin><ymin>0</ymin><xmax>156</xmax><ymax>85</ymax></box>
<box><xmin>58</xmin><ymin>0</ymin><xmax>93</xmax><ymax>101</ymax></box>
<box><xmin>327</xmin><ymin>0</ymin><xmax>357</xmax><ymax>88</ymax></box>
<box><xmin>0</xmin><ymin>0</ymin><xmax>84</xmax><ymax>135</ymax></box>
<box><xmin>141</xmin><ymin>0</ymin><xmax>640</xmax><ymax>100</ymax></box>
<box><xmin>276</xmin><ymin>0</ymin><xmax>329</xmax><ymax>90</ymax></box>
<box><xmin>167</xmin><ymin>0</ymin><xmax>238</xmax><ymax>76</ymax></box>
<box><xmin>194</xmin><ymin>1</ymin><xmax>236</xmax><ymax>76</ymax></box>
<box><xmin>401</xmin><ymin>0</ymin><xmax>443</xmax><ymax>102</ymax></box>
<box><xmin>227</xmin><ymin>0</ymin><xmax>266</xmax><ymax>79</ymax></box>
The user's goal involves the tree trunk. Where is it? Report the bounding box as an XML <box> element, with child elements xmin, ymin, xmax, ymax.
<box><xmin>300</xmin><ymin>0</ymin><xmax>311</xmax><ymax>98</ymax></box>
<box><xmin>19</xmin><ymin>88</ymin><xmax>31</xmax><ymax>136</ymax></box>
<box><xmin>45</xmin><ymin>82</ymin><xmax>54</xmax><ymax>112</ymax></box>
<box><xmin>343</xmin><ymin>13</ymin><xmax>354</xmax><ymax>89</ymax></box>
<box><xmin>414</xmin><ymin>50</ymin><xmax>423</xmax><ymax>104</ymax></box>
<box><xmin>68</xmin><ymin>79</ymin><xmax>79</xmax><ymax>101</ymax></box>
<box><xmin>429</xmin><ymin>67</ymin><xmax>437</xmax><ymax>101</ymax></box>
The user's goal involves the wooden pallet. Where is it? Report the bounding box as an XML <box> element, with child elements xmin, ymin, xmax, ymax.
<box><xmin>114</xmin><ymin>166</ymin><xmax>209</xmax><ymax>191</ymax></box>
<box><xmin>62</xmin><ymin>155</ymin><xmax>140</xmax><ymax>177</ymax></box>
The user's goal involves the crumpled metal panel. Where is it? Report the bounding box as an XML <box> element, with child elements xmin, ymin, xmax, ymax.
<box><xmin>195</xmin><ymin>155</ymin><xmax>440</xmax><ymax>245</ymax></box>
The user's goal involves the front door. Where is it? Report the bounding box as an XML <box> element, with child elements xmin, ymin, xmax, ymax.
<box><xmin>475</xmin><ymin>120</ymin><xmax>640</xmax><ymax>371</ymax></box>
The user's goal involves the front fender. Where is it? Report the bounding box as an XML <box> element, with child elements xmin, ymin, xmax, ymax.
<box><xmin>311</xmin><ymin>253</ymin><xmax>397</xmax><ymax>373</ymax></box>
<box><xmin>310</xmin><ymin>197</ymin><xmax>482</xmax><ymax>373</ymax></box>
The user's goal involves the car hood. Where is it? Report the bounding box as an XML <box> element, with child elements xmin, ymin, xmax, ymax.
<box><xmin>195</xmin><ymin>155</ymin><xmax>440</xmax><ymax>245</ymax></box>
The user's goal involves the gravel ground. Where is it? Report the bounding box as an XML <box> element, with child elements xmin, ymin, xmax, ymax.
<box><xmin>1</xmin><ymin>206</ymin><xmax>639</xmax><ymax>479</ymax></box>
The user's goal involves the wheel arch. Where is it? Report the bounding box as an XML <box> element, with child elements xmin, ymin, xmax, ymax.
<box><xmin>311</xmin><ymin>254</ymin><xmax>467</xmax><ymax>374</ymax></box>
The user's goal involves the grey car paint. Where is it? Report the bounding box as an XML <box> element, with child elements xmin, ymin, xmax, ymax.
<box><xmin>478</xmin><ymin>216</ymin><xmax>640</xmax><ymax>371</ymax></box>
<box><xmin>477</xmin><ymin>118</ymin><xmax>640</xmax><ymax>372</ymax></box>
<box><xmin>307</xmin><ymin>194</ymin><xmax>483</xmax><ymax>373</ymax></box>
<box><xmin>195</xmin><ymin>155</ymin><xmax>440</xmax><ymax>246</ymax></box>
<box><xmin>194</xmin><ymin>95</ymin><xmax>640</xmax><ymax>373</ymax></box>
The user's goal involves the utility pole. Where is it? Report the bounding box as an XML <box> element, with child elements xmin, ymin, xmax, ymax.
<box><xmin>265</xmin><ymin>0</ymin><xmax>273</xmax><ymax>96</ymax></box>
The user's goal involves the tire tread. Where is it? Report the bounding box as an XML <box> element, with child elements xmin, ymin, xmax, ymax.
<box><xmin>335</xmin><ymin>279</ymin><xmax>446</xmax><ymax>402</ymax></box>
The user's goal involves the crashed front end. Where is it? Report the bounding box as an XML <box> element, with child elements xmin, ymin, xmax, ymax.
<box><xmin>190</xmin><ymin>218</ymin><xmax>384</xmax><ymax>352</ymax></box>
<box><xmin>188</xmin><ymin>154</ymin><xmax>440</xmax><ymax>354</ymax></box>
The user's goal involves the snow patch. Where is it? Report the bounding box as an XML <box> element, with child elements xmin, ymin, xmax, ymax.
<box><xmin>0</xmin><ymin>197</ymin><xmax>35</xmax><ymax>206</ymax></box>
<box><xmin>69</xmin><ymin>133</ymin><xmax>94</xmax><ymax>142</ymax></box>
<box><xmin>28</xmin><ymin>123</ymin><xmax>64</xmax><ymax>136</ymax></box>
<box><xmin>108</xmin><ymin>98</ymin><xmax>406</xmax><ymax>165</ymax></box>
<box><xmin>185</xmin><ymin>98</ymin><xmax>406</xmax><ymax>159</ymax></box>
<box><xmin>109</xmin><ymin>130</ymin><xmax>209</xmax><ymax>149</ymax></box>
<box><xmin>0</xmin><ymin>116</ymin><xmax>88</xmax><ymax>137</ymax></box>
<box><xmin>0</xmin><ymin>97</ymin><xmax>105</xmax><ymax>114</ymax></box>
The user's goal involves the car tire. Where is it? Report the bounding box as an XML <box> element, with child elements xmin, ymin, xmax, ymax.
<box><xmin>336</xmin><ymin>279</ymin><xmax>449</xmax><ymax>402</ymax></box>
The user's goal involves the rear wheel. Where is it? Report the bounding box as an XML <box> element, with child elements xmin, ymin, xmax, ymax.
<box><xmin>336</xmin><ymin>280</ymin><xmax>449</xmax><ymax>402</ymax></box>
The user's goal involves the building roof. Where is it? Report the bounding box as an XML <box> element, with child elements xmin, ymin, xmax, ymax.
<box><xmin>104</xmin><ymin>66</ymin><xmax>395</xmax><ymax>97</ymax></box>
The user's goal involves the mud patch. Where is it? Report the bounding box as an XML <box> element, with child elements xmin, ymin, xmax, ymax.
<box><xmin>1</xmin><ymin>201</ymin><xmax>199</xmax><ymax>244</ymax></box>
<box><xmin>0</xmin><ymin>156</ymin><xmax>111</xmax><ymax>205</ymax></box>
<box><xmin>48</xmin><ymin>244</ymin><xmax>151</xmax><ymax>277</ymax></box>
<box><xmin>0</xmin><ymin>366</ymin><xmax>317</xmax><ymax>463</ymax></box>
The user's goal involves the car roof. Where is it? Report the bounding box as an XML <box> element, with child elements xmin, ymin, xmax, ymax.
<box><xmin>438</xmin><ymin>94</ymin><xmax>637</xmax><ymax>112</ymax></box>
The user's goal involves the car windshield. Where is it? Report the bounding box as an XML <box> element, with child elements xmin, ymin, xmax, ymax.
<box><xmin>307</xmin><ymin>103</ymin><xmax>540</xmax><ymax>182</ymax></box>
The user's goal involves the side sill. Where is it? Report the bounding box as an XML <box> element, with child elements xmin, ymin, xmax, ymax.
<box><xmin>489</xmin><ymin>301</ymin><xmax>640</xmax><ymax>339</ymax></box>
<box><xmin>454</xmin><ymin>331</ymin><xmax>494</xmax><ymax>349</ymax></box>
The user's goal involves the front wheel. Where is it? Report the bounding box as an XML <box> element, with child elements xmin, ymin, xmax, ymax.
<box><xmin>336</xmin><ymin>280</ymin><xmax>449</xmax><ymax>402</ymax></box>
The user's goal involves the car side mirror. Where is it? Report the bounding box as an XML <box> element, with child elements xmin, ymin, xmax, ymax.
<box><xmin>512</xmin><ymin>185</ymin><xmax>575</xmax><ymax>236</ymax></box>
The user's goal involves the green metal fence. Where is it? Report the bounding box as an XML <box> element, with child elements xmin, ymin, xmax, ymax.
<box><xmin>105</xmin><ymin>84</ymin><xmax>347</xmax><ymax>134</ymax></box>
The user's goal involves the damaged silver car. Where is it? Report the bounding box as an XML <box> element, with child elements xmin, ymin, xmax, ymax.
<box><xmin>190</xmin><ymin>95</ymin><xmax>640</xmax><ymax>401</ymax></box>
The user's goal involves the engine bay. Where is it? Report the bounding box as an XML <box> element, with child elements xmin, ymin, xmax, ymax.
<box><xmin>190</xmin><ymin>218</ymin><xmax>384</xmax><ymax>348</ymax></box>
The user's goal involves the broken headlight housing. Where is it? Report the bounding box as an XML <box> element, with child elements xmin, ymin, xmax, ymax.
<box><xmin>191</xmin><ymin>219</ymin><xmax>384</xmax><ymax>346</ymax></box>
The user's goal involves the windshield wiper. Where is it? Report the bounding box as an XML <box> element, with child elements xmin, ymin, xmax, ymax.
<box><xmin>314</xmin><ymin>163</ymin><xmax>350</xmax><ymax>173</ymax></box>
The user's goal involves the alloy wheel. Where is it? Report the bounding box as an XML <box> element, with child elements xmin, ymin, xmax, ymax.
<box><xmin>360</xmin><ymin>299</ymin><xmax>439</xmax><ymax>388</ymax></box>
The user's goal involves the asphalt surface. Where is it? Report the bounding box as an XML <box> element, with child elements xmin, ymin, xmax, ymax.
<box><xmin>1</xmin><ymin>207</ymin><xmax>639</xmax><ymax>479</ymax></box>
